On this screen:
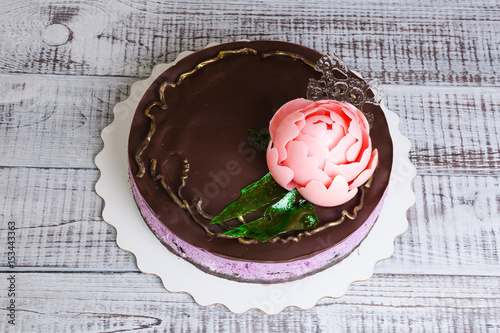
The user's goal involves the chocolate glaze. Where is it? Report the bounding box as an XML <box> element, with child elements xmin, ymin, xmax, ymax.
<box><xmin>128</xmin><ymin>41</ymin><xmax>393</xmax><ymax>262</ymax></box>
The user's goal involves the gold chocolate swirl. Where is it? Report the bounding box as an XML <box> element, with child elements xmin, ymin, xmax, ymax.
<box><xmin>161</xmin><ymin>48</ymin><xmax>258</xmax><ymax>94</ymax></box>
<box><xmin>135</xmin><ymin>101</ymin><xmax>164</xmax><ymax>178</ymax></box>
<box><xmin>149</xmin><ymin>158</ymin><xmax>185</xmax><ymax>208</ymax></box>
<box><xmin>261</xmin><ymin>51</ymin><xmax>316</xmax><ymax>68</ymax></box>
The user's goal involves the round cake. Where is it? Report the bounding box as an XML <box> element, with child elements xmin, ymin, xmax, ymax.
<box><xmin>128</xmin><ymin>40</ymin><xmax>393</xmax><ymax>283</ymax></box>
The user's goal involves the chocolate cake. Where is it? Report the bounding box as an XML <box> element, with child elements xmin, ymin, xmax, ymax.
<box><xmin>128</xmin><ymin>41</ymin><xmax>393</xmax><ymax>283</ymax></box>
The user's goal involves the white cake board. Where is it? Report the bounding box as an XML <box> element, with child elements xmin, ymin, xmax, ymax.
<box><xmin>95</xmin><ymin>45</ymin><xmax>416</xmax><ymax>314</ymax></box>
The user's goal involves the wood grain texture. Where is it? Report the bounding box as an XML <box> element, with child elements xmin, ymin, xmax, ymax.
<box><xmin>0</xmin><ymin>0</ymin><xmax>499</xmax><ymax>85</ymax></box>
<box><xmin>0</xmin><ymin>272</ymin><xmax>499</xmax><ymax>332</ymax></box>
<box><xmin>1</xmin><ymin>0</ymin><xmax>499</xmax><ymax>329</ymax></box>
<box><xmin>1</xmin><ymin>75</ymin><xmax>499</xmax><ymax>173</ymax></box>
<box><xmin>383</xmin><ymin>174</ymin><xmax>500</xmax><ymax>276</ymax></box>
<box><xmin>386</xmin><ymin>85</ymin><xmax>500</xmax><ymax>175</ymax></box>
<box><xmin>0</xmin><ymin>167</ymin><xmax>137</xmax><ymax>271</ymax></box>
<box><xmin>0</xmin><ymin>75</ymin><xmax>130</xmax><ymax>168</ymax></box>
<box><xmin>1</xmin><ymin>166</ymin><xmax>498</xmax><ymax>277</ymax></box>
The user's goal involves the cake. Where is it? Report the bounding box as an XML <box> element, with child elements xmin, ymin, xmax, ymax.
<box><xmin>128</xmin><ymin>41</ymin><xmax>393</xmax><ymax>283</ymax></box>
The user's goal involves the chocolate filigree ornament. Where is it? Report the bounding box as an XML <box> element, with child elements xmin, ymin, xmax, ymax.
<box><xmin>306</xmin><ymin>54</ymin><xmax>384</xmax><ymax>113</ymax></box>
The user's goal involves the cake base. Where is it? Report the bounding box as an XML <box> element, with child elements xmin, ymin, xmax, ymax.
<box><xmin>95</xmin><ymin>42</ymin><xmax>415</xmax><ymax>313</ymax></box>
<box><xmin>127</xmin><ymin>41</ymin><xmax>393</xmax><ymax>274</ymax></box>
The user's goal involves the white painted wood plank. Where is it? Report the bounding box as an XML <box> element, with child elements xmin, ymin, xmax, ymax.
<box><xmin>376</xmin><ymin>174</ymin><xmax>500</xmax><ymax>276</ymax></box>
<box><xmin>1</xmin><ymin>75</ymin><xmax>499</xmax><ymax>174</ymax></box>
<box><xmin>1</xmin><ymin>167</ymin><xmax>498</xmax><ymax>277</ymax></box>
<box><xmin>0</xmin><ymin>272</ymin><xmax>498</xmax><ymax>332</ymax></box>
<box><xmin>0</xmin><ymin>167</ymin><xmax>137</xmax><ymax>271</ymax></box>
<box><xmin>0</xmin><ymin>75</ymin><xmax>131</xmax><ymax>168</ymax></box>
<box><xmin>0</xmin><ymin>0</ymin><xmax>498</xmax><ymax>85</ymax></box>
<box><xmin>385</xmin><ymin>85</ymin><xmax>500</xmax><ymax>175</ymax></box>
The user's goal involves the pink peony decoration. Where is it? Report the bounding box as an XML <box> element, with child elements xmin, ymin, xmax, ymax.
<box><xmin>267</xmin><ymin>98</ymin><xmax>378</xmax><ymax>207</ymax></box>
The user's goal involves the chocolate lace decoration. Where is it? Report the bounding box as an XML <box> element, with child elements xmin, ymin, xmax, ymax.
<box><xmin>306</xmin><ymin>54</ymin><xmax>384</xmax><ymax>113</ymax></box>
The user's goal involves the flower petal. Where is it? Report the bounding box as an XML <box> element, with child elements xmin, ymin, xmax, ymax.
<box><xmin>323</xmin><ymin>123</ymin><xmax>346</xmax><ymax>150</ymax></box>
<box><xmin>329</xmin><ymin>133</ymin><xmax>356</xmax><ymax>164</ymax></box>
<box><xmin>349</xmin><ymin>149</ymin><xmax>379</xmax><ymax>189</ymax></box>
<box><xmin>343</xmin><ymin>102</ymin><xmax>370</xmax><ymax>131</ymax></box>
<box><xmin>272</xmin><ymin>112</ymin><xmax>304</xmax><ymax>163</ymax></box>
<box><xmin>295</xmin><ymin>132</ymin><xmax>330</xmax><ymax>169</ymax></box>
<box><xmin>266</xmin><ymin>144</ymin><xmax>295</xmax><ymax>190</ymax></box>
<box><xmin>345</xmin><ymin>125</ymin><xmax>371</xmax><ymax>162</ymax></box>
<box><xmin>282</xmin><ymin>141</ymin><xmax>331</xmax><ymax>187</ymax></box>
<box><xmin>269</xmin><ymin>98</ymin><xmax>313</xmax><ymax>137</ymax></box>
<box><xmin>298</xmin><ymin>176</ymin><xmax>358</xmax><ymax>207</ymax></box>
<box><xmin>302</xmin><ymin>115</ymin><xmax>346</xmax><ymax>150</ymax></box>
<box><xmin>305</xmin><ymin>114</ymin><xmax>333</xmax><ymax>125</ymax></box>
<box><xmin>302</xmin><ymin>117</ymin><xmax>327</xmax><ymax>140</ymax></box>
<box><xmin>342</xmin><ymin>111</ymin><xmax>364</xmax><ymax>161</ymax></box>
<box><xmin>325</xmin><ymin>146</ymin><xmax>372</xmax><ymax>182</ymax></box>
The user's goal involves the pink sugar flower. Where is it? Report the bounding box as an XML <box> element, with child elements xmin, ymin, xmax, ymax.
<box><xmin>267</xmin><ymin>98</ymin><xmax>378</xmax><ymax>207</ymax></box>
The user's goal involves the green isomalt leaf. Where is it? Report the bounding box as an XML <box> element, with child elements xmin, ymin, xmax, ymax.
<box><xmin>211</xmin><ymin>172</ymin><xmax>288</xmax><ymax>224</ymax></box>
<box><xmin>248</xmin><ymin>129</ymin><xmax>271</xmax><ymax>151</ymax></box>
<box><xmin>223</xmin><ymin>189</ymin><xmax>319</xmax><ymax>242</ymax></box>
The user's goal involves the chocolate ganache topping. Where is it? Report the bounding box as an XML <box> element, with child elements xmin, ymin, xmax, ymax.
<box><xmin>128</xmin><ymin>41</ymin><xmax>393</xmax><ymax>262</ymax></box>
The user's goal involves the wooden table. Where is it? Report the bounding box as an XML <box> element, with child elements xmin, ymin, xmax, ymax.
<box><xmin>1</xmin><ymin>0</ymin><xmax>499</xmax><ymax>331</ymax></box>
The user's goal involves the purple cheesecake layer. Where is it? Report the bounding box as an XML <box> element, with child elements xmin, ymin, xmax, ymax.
<box><xmin>130</xmin><ymin>165</ymin><xmax>388</xmax><ymax>283</ymax></box>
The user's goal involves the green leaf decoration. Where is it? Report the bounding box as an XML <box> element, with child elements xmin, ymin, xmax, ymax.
<box><xmin>211</xmin><ymin>172</ymin><xmax>288</xmax><ymax>224</ymax></box>
<box><xmin>223</xmin><ymin>189</ymin><xmax>319</xmax><ymax>242</ymax></box>
<box><xmin>248</xmin><ymin>129</ymin><xmax>271</xmax><ymax>151</ymax></box>
<box><xmin>211</xmin><ymin>172</ymin><xmax>320</xmax><ymax>242</ymax></box>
